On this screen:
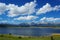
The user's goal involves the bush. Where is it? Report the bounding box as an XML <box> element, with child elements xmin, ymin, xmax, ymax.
<box><xmin>0</xmin><ymin>34</ymin><xmax>4</xmax><ymax>37</ymax></box>
<box><xmin>18</xmin><ymin>36</ymin><xmax>22</xmax><ymax>39</ymax></box>
<box><xmin>9</xmin><ymin>33</ymin><xmax>12</xmax><ymax>35</ymax></box>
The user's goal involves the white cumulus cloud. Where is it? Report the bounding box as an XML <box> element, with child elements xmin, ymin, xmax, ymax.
<box><xmin>36</xmin><ymin>3</ymin><xmax>60</xmax><ymax>15</ymax></box>
<box><xmin>14</xmin><ymin>15</ymin><xmax>38</xmax><ymax>20</ymax></box>
<box><xmin>0</xmin><ymin>20</ymin><xmax>8</xmax><ymax>23</ymax></box>
<box><xmin>0</xmin><ymin>0</ymin><xmax>36</xmax><ymax>17</ymax></box>
<box><xmin>0</xmin><ymin>3</ymin><xmax>7</xmax><ymax>15</ymax></box>
<box><xmin>40</xmin><ymin>17</ymin><xmax>60</xmax><ymax>24</ymax></box>
<box><xmin>7</xmin><ymin>0</ymin><xmax>36</xmax><ymax>17</ymax></box>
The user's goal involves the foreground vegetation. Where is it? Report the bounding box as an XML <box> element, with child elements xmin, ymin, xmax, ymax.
<box><xmin>0</xmin><ymin>34</ymin><xmax>60</xmax><ymax>40</ymax></box>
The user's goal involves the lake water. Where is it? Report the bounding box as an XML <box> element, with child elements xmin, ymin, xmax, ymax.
<box><xmin>0</xmin><ymin>27</ymin><xmax>60</xmax><ymax>36</ymax></box>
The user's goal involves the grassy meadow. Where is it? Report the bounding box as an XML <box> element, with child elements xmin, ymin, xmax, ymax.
<box><xmin>0</xmin><ymin>34</ymin><xmax>60</xmax><ymax>40</ymax></box>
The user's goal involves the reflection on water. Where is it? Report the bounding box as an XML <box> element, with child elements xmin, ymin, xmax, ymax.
<box><xmin>0</xmin><ymin>27</ymin><xmax>60</xmax><ymax>36</ymax></box>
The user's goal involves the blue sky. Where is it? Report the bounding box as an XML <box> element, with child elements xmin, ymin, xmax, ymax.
<box><xmin>0</xmin><ymin>0</ymin><xmax>60</xmax><ymax>24</ymax></box>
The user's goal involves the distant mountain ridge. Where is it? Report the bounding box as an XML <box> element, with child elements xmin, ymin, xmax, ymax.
<box><xmin>0</xmin><ymin>22</ymin><xmax>60</xmax><ymax>27</ymax></box>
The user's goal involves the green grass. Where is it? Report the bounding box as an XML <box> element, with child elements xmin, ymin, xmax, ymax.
<box><xmin>0</xmin><ymin>34</ymin><xmax>60</xmax><ymax>40</ymax></box>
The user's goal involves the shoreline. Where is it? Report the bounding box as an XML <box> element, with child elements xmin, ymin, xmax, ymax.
<box><xmin>0</xmin><ymin>27</ymin><xmax>60</xmax><ymax>28</ymax></box>
<box><xmin>1</xmin><ymin>33</ymin><xmax>60</xmax><ymax>37</ymax></box>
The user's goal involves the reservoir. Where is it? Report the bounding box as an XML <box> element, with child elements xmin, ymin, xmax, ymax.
<box><xmin>0</xmin><ymin>27</ymin><xmax>60</xmax><ymax>36</ymax></box>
